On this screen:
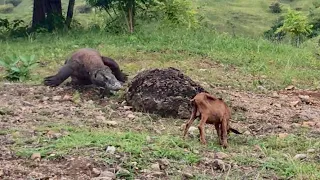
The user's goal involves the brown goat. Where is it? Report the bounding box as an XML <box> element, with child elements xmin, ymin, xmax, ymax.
<box><xmin>183</xmin><ymin>92</ymin><xmax>241</xmax><ymax>148</ymax></box>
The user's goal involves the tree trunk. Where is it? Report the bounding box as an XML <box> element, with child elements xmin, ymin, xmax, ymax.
<box><xmin>126</xmin><ymin>0</ymin><xmax>135</xmax><ymax>33</ymax></box>
<box><xmin>45</xmin><ymin>0</ymin><xmax>63</xmax><ymax>31</ymax></box>
<box><xmin>65</xmin><ymin>0</ymin><xmax>75</xmax><ymax>28</ymax></box>
<box><xmin>32</xmin><ymin>0</ymin><xmax>46</xmax><ymax>29</ymax></box>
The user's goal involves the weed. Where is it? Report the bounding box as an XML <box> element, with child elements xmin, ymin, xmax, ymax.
<box><xmin>0</xmin><ymin>54</ymin><xmax>38</xmax><ymax>81</ymax></box>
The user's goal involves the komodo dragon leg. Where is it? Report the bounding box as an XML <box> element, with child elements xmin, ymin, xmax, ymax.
<box><xmin>43</xmin><ymin>64</ymin><xmax>73</xmax><ymax>87</ymax></box>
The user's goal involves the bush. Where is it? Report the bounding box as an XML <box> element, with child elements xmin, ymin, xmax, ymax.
<box><xmin>0</xmin><ymin>4</ymin><xmax>14</xmax><ymax>14</ymax></box>
<box><xmin>0</xmin><ymin>54</ymin><xmax>38</xmax><ymax>81</ymax></box>
<box><xmin>6</xmin><ymin>0</ymin><xmax>22</xmax><ymax>7</ymax></box>
<box><xmin>263</xmin><ymin>17</ymin><xmax>286</xmax><ymax>42</ymax></box>
<box><xmin>269</xmin><ymin>2</ymin><xmax>282</xmax><ymax>13</ymax></box>
<box><xmin>76</xmin><ymin>4</ymin><xmax>92</xmax><ymax>14</ymax></box>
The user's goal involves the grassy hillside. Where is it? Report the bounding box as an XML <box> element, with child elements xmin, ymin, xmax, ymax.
<box><xmin>1</xmin><ymin>0</ymin><xmax>319</xmax><ymax>37</ymax></box>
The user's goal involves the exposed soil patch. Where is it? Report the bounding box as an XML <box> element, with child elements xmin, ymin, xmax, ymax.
<box><xmin>1</xmin><ymin>82</ymin><xmax>320</xmax><ymax>179</ymax></box>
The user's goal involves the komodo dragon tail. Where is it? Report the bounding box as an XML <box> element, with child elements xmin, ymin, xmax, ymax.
<box><xmin>43</xmin><ymin>65</ymin><xmax>73</xmax><ymax>87</ymax></box>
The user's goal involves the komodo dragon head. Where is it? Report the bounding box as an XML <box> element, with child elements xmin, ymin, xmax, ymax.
<box><xmin>90</xmin><ymin>67</ymin><xmax>123</xmax><ymax>91</ymax></box>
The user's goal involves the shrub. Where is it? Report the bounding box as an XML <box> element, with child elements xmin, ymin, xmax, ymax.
<box><xmin>0</xmin><ymin>54</ymin><xmax>38</xmax><ymax>81</ymax></box>
<box><xmin>269</xmin><ymin>2</ymin><xmax>282</xmax><ymax>13</ymax></box>
<box><xmin>0</xmin><ymin>4</ymin><xmax>14</xmax><ymax>14</ymax></box>
<box><xmin>0</xmin><ymin>18</ymin><xmax>29</xmax><ymax>39</ymax></box>
<box><xmin>6</xmin><ymin>0</ymin><xmax>22</xmax><ymax>7</ymax></box>
<box><xmin>263</xmin><ymin>17</ymin><xmax>286</xmax><ymax>42</ymax></box>
<box><xmin>76</xmin><ymin>4</ymin><xmax>92</xmax><ymax>14</ymax></box>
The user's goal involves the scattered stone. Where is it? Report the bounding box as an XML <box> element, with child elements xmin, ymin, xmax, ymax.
<box><xmin>0</xmin><ymin>169</ymin><xmax>4</xmax><ymax>177</ymax></box>
<box><xmin>105</xmin><ymin>121</ymin><xmax>118</xmax><ymax>126</ymax></box>
<box><xmin>116</xmin><ymin>168</ymin><xmax>130</xmax><ymax>176</ymax></box>
<box><xmin>291</xmin><ymin>123</ymin><xmax>301</xmax><ymax>128</ymax></box>
<box><xmin>214</xmin><ymin>152</ymin><xmax>229</xmax><ymax>160</ymax></box>
<box><xmin>182</xmin><ymin>172</ymin><xmax>194</xmax><ymax>178</ymax></box>
<box><xmin>307</xmin><ymin>149</ymin><xmax>315</xmax><ymax>153</ymax></box>
<box><xmin>294</xmin><ymin>154</ymin><xmax>307</xmax><ymax>160</ymax></box>
<box><xmin>127</xmin><ymin>114</ymin><xmax>135</xmax><ymax>120</ymax></box>
<box><xmin>298</xmin><ymin>95</ymin><xmax>310</xmax><ymax>103</ymax></box>
<box><xmin>273</xmin><ymin>103</ymin><xmax>281</xmax><ymax>108</ymax></box>
<box><xmin>22</xmin><ymin>101</ymin><xmax>34</xmax><ymax>107</ymax></box>
<box><xmin>63</xmin><ymin>95</ymin><xmax>72</xmax><ymax>101</ymax></box>
<box><xmin>123</xmin><ymin>106</ymin><xmax>132</xmax><ymax>110</ymax></box>
<box><xmin>212</xmin><ymin>159</ymin><xmax>228</xmax><ymax>172</ymax></box>
<box><xmin>99</xmin><ymin>170</ymin><xmax>116</xmax><ymax>178</ymax></box>
<box><xmin>244</xmin><ymin>130</ymin><xmax>251</xmax><ymax>135</ymax></box>
<box><xmin>146</xmin><ymin>136</ymin><xmax>152</xmax><ymax>143</ymax></box>
<box><xmin>187</xmin><ymin>126</ymin><xmax>198</xmax><ymax>136</ymax></box>
<box><xmin>278</xmin><ymin>133</ymin><xmax>289</xmax><ymax>139</ymax></box>
<box><xmin>106</xmin><ymin>146</ymin><xmax>116</xmax><ymax>154</ymax></box>
<box><xmin>150</xmin><ymin>163</ymin><xmax>160</xmax><ymax>171</ymax></box>
<box><xmin>193</xmin><ymin>150</ymin><xmax>199</xmax><ymax>154</ymax></box>
<box><xmin>159</xmin><ymin>159</ymin><xmax>170</xmax><ymax>170</ymax></box>
<box><xmin>42</xmin><ymin>96</ymin><xmax>49</xmax><ymax>101</ymax></box>
<box><xmin>285</xmin><ymin>85</ymin><xmax>295</xmax><ymax>90</ymax></box>
<box><xmin>151</xmin><ymin>171</ymin><xmax>165</xmax><ymax>177</ymax></box>
<box><xmin>302</xmin><ymin>121</ymin><xmax>316</xmax><ymax>127</ymax></box>
<box><xmin>271</xmin><ymin>92</ymin><xmax>279</xmax><ymax>98</ymax></box>
<box><xmin>92</xmin><ymin>168</ymin><xmax>101</xmax><ymax>176</ymax></box>
<box><xmin>52</xmin><ymin>96</ymin><xmax>62</xmax><ymax>101</ymax></box>
<box><xmin>31</xmin><ymin>153</ymin><xmax>41</xmax><ymax>161</ymax></box>
<box><xmin>290</xmin><ymin>101</ymin><xmax>300</xmax><ymax>107</ymax></box>
<box><xmin>96</xmin><ymin>116</ymin><xmax>106</xmax><ymax>121</ymax></box>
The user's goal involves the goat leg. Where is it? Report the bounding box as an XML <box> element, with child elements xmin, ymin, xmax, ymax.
<box><xmin>198</xmin><ymin>115</ymin><xmax>208</xmax><ymax>145</ymax></box>
<box><xmin>183</xmin><ymin>103</ymin><xmax>197</xmax><ymax>139</ymax></box>
<box><xmin>214</xmin><ymin>123</ymin><xmax>222</xmax><ymax>145</ymax></box>
<box><xmin>221</xmin><ymin>117</ymin><xmax>228</xmax><ymax>148</ymax></box>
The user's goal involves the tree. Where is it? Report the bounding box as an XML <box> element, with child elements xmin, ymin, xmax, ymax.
<box><xmin>66</xmin><ymin>0</ymin><xmax>75</xmax><ymax>28</ymax></box>
<box><xmin>276</xmin><ymin>8</ymin><xmax>313</xmax><ymax>47</ymax></box>
<box><xmin>86</xmin><ymin>0</ymin><xmax>137</xmax><ymax>33</ymax></box>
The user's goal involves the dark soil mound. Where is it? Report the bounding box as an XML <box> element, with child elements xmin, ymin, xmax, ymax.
<box><xmin>125</xmin><ymin>67</ymin><xmax>207</xmax><ymax>119</ymax></box>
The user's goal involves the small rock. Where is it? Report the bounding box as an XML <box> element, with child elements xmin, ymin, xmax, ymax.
<box><xmin>125</xmin><ymin>110</ymin><xmax>133</xmax><ymax>115</ymax></box>
<box><xmin>22</xmin><ymin>101</ymin><xmax>34</xmax><ymax>107</ymax></box>
<box><xmin>294</xmin><ymin>154</ymin><xmax>307</xmax><ymax>160</ymax></box>
<box><xmin>290</xmin><ymin>101</ymin><xmax>300</xmax><ymax>107</ymax></box>
<box><xmin>291</xmin><ymin>123</ymin><xmax>301</xmax><ymax>128</ymax></box>
<box><xmin>106</xmin><ymin>146</ymin><xmax>116</xmax><ymax>154</ymax></box>
<box><xmin>273</xmin><ymin>103</ymin><xmax>281</xmax><ymax>108</ymax></box>
<box><xmin>298</xmin><ymin>95</ymin><xmax>310</xmax><ymax>103</ymax></box>
<box><xmin>159</xmin><ymin>159</ymin><xmax>170</xmax><ymax>170</ymax></box>
<box><xmin>188</xmin><ymin>126</ymin><xmax>198</xmax><ymax>135</ymax></box>
<box><xmin>182</xmin><ymin>172</ymin><xmax>193</xmax><ymax>178</ymax></box>
<box><xmin>0</xmin><ymin>169</ymin><xmax>4</xmax><ymax>177</ymax></box>
<box><xmin>285</xmin><ymin>85</ymin><xmax>295</xmax><ymax>90</ymax></box>
<box><xmin>193</xmin><ymin>150</ymin><xmax>199</xmax><ymax>154</ymax></box>
<box><xmin>278</xmin><ymin>133</ymin><xmax>289</xmax><ymax>139</ymax></box>
<box><xmin>97</xmin><ymin>170</ymin><xmax>116</xmax><ymax>179</ymax></box>
<box><xmin>96</xmin><ymin>116</ymin><xmax>106</xmax><ymax>121</ymax></box>
<box><xmin>31</xmin><ymin>153</ymin><xmax>41</xmax><ymax>161</ymax></box>
<box><xmin>315</xmin><ymin>123</ymin><xmax>320</xmax><ymax>128</ymax></box>
<box><xmin>105</xmin><ymin>121</ymin><xmax>118</xmax><ymax>126</ymax></box>
<box><xmin>244</xmin><ymin>130</ymin><xmax>251</xmax><ymax>135</ymax></box>
<box><xmin>63</xmin><ymin>95</ymin><xmax>72</xmax><ymax>101</ymax></box>
<box><xmin>127</xmin><ymin>114</ymin><xmax>135</xmax><ymax>120</ymax></box>
<box><xmin>272</xmin><ymin>92</ymin><xmax>279</xmax><ymax>98</ymax></box>
<box><xmin>91</xmin><ymin>178</ymin><xmax>113</xmax><ymax>180</ymax></box>
<box><xmin>123</xmin><ymin>106</ymin><xmax>132</xmax><ymax>110</ymax></box>
<box><xmin>146</xmin><ymin>136</ymin><xmax>152</xmax><ymax>143</ymax></box>
<box><xmin>307</xmin><ymin>149</ymin><xmax>315</xmax><ymax>153</ymax></box>
<box><xmin>151</xmin><ymin>171</ymin><xmax>165</xmax><ymax>177</ymax></box>
<box><xmin>92</xmin><ymin>168</ymin><xmax>101</xmax><ymax>176</ymax></box>
<box><xmin>52</xmin><ymin>96</ymin><xmax>62</xmax><ymax>101</ymax></box>
<box><xmin>150</xmin><ymin>163</ymin><xmax>160</xmax><ymax>171</ymax></box>
<box><xmin>42</xmin><ymin>96</ymin><xmax>49</xmax><ymax>101</ymax></box>
<box><xmin>212</xmin><ymin>159</ymin><xmax>227</xmax><ymax>171</ymax></box>
<box><xmin>116</xmin><ymin>168</ymin><xmax>130</xmax><ymax>176</ymax></box>
<box><xmin>302</xmin><ymin>121</ymin><xmax>316</xmax><ymax>127</ymax></box>
<box><xmin>214</xmin><ymin>152</ymin><xmax>229</xmax><ymax>160</ymax></box>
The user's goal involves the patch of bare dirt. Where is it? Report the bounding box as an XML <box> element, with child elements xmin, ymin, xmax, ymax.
<box><xmin>1</xmin><ymin>82</ymin><xmax>320</xmax><ymax>179</ymax></box>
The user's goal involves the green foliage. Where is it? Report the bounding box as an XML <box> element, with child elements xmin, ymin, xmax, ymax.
<box><xmin>264</xmin><ymin>17</ymin><xmax>286</xmax><ymax>42</ymax></box>
<box><xmin>153</xmin><ymin>0</ymin><xmax>200</xmax><ymax>29</ymax></box>
<box><xmin>0</xmin><ymin>18</ymin><xmax>29</xmax><ymax>39</ymax></box>
<box><xmin>0</xmin><ymin>54</ymin><xmax>38</xmax><ymax>81</ymax></box>
<box><xmin>269</xmin><ymin>2</ymin><xmax>282</xmax><ymax>14</ymax></box>
<box><xmin>0</xmin><ymin>4</ymin><xmax>14</xmax><ymax>14</ymax></box>
<box><xmin>276</xmin><ymin>8</ymin><xmax>313</xmax><ymax>46</ymax></box>
<box><xmin>6</xmin><ymin>0</ymin><xmax>22</xmax><ymax>7</ymax></box>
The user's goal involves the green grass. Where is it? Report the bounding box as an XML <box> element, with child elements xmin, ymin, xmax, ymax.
<box><xmin>9</xmin><ymin>123</ymin><xmax>320</xmax><ymax>179</ymax></box>
<box><xmin>1</xmin><ymin>24</ymin><xmax>319</xmax><ymax>91</ymax></box>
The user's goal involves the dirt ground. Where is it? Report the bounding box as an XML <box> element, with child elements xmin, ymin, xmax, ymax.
<box><xmin>0</xmin><ymin>82</ymin><xmax>320</xmax><ymax>180</ymax></box>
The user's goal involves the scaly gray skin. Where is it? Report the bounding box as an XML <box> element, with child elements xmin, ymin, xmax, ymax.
<box><xmin>90</xmin><ymin>67</ymin><xmax>123</xmax><ymax>91</ymax></box>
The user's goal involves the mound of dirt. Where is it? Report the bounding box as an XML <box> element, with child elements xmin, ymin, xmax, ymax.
<box><xmin>125</xmin><ymin>67</ymin><xmax>207</xmax><ymax>119</ymax></box>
